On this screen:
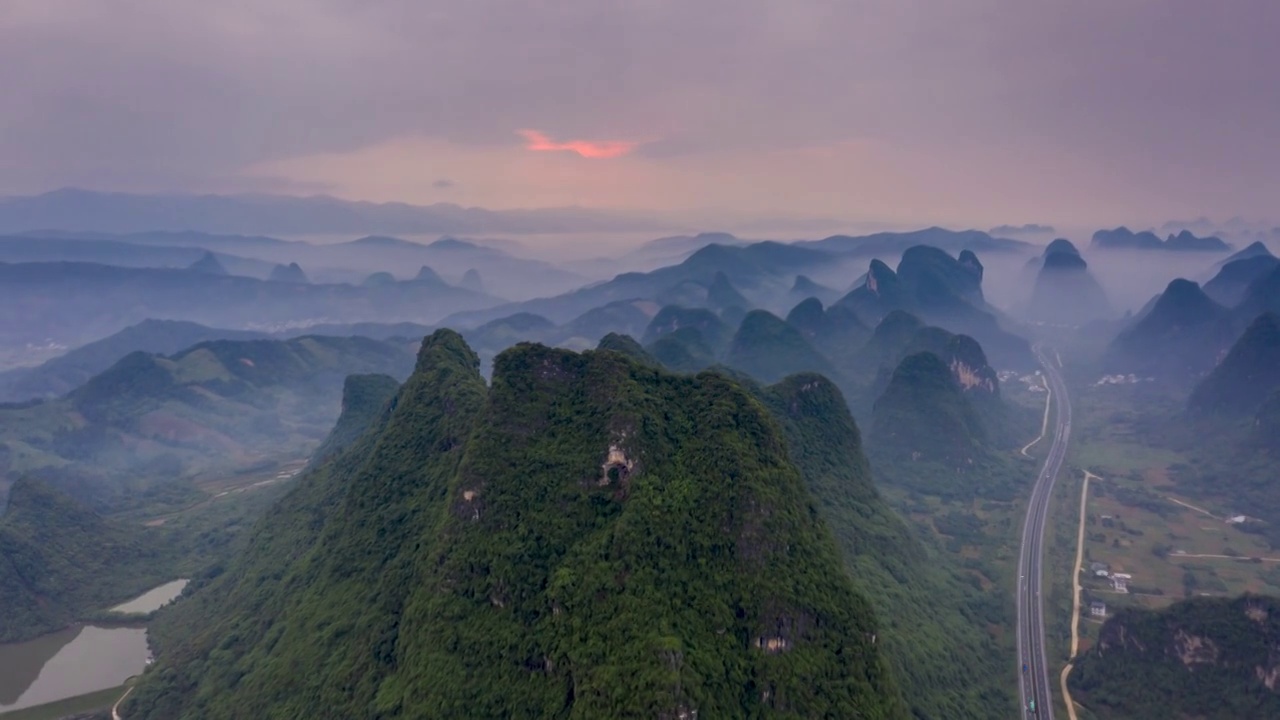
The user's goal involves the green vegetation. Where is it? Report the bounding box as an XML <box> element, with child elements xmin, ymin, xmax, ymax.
<box><xmin>868</xmin><ymin>351</ymin><xmax>1019</xmax><ymax>498</ymax></box>
<box><xmin>0</xmin><ymin>334</ymin><xmax>415</xmax><ymax>510</ymax></box>
<box><xmin>755</xmin><ymin>373</ymin><xmax>1014</xmax><ymax>719</ymax></box>
<box><xmin>641</xmin><ymin>305</ymin><xmax>730</xmax><ymax>351</ymax></box>
<box><xmin>724</xmin><ymin>310</ymin><xmax>836</xmax><ymax>385</ymax></box>
<box><xmin>0</xmin><ymin>319</ymin><xmax>265</xmax><ymax>402</ymax></box>
<box><xmin>1069</xmin><ymin>595</ymin><xmax>1280</xmax><ymax>719</ymax></box>
<box><xmin>126</xmin><ymin>331</ymin><xmax>907</xmax><ymax>719</ymax></box>
<box><xmin>0</xmin><ymin>478</ymin><xmax>181</xmax><ymax>642</ymax></box>
<box><xmin>594</xmin><ymin>333</ymin><xmax>660</xmax><ymax>368</ymax></box>
<box><xmin>308</xmin><ymin>373</ymin><xmax>400</xmax><ymax>465</ymax></box>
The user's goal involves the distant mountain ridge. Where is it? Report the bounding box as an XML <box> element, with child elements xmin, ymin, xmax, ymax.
<box><xmin>0</xmin><ymin>260</ymin><xmax>501</xmax><ymax>348</ymax></box>
<box><xmin>0</xmin><ymin>319</ymin><xmax>268</xmax><ymax>402</ymax></box>
<box><xmin>1092</xmin><ymin>226</ymin><xmax>1231</xmax><ymax>252</ymax></box>
<box><xmin>835</xmin><ymin>245</ymin><xmax>1033</xmax><ymax>368</ymax></box>
<box><xmin>0</xmin><ymin>334</ymin><xmax>417</xmax><ymax>506</ymax></box>
<box><xmin>0</xmin><ymin>188</ymin><xmax>672</xmax><ymax>235</ymax></box>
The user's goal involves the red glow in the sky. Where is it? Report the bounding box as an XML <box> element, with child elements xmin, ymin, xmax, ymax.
<box><xmin>517</xmin><ymin>129</ymin><xmax>636</xmax><ymax>159</ymax></box>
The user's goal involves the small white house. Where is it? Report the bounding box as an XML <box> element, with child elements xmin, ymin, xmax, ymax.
<box><xmin>1090</xmin><ymin>601</ymin><xmax>1107</xmax><ymax>618</ymax></box>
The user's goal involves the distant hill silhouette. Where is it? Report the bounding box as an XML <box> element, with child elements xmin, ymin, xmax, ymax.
<box><xmin>459</xmin><ymin>268</ymin><xmax>483</xmax><ymax>292</ymax></box>
<box><xmin>188</xmin><ymin>251</ymin><xmax>229</xmax><ymax>275</ymax></box>
<box><xmin>1025</xmin><ymin>239</ymin><xmax>1111</xmax><ymax>325</ymax></box>
<box><xmin>1092</xmin><ymin>226</ymin><xmax>1230</xmax><ymax>252</ymax></box>
<box><xmin>1189</xmin><ymin>313</ymin><xmax>1280</xmax><ymax>417</ymax></box>
<box><xmin>0</xmin><ymin>319</ymin><xmax>266</xmax><ymax>402</ymax></box>
<box><xmin>835</xmin><ymin>245</ymin><xmax>1032</xmax><ymax>368</ymax></box>
<box><xmin>268</xmin><ymin>262</ymin><xmax>309</xmax><ymax>283</ymax></box>
<box><xmin>1105</xmin><ymin>279</ymin><xmax>1236</xmax><ymax>380</ymax></box>
<box><xmin>723</xmin><ymin>309</ymin><xmax>837</xmax><ymax>384</ymax></box>
<box><xmin>788</xmin><ymin>274</ymin><xmax>842</xmax><ymax>305</ymax></box>
<box><xmin>1203</xmin><ymin>254</ymin><xmax>1280</xmax><ymax>306</ymax></box>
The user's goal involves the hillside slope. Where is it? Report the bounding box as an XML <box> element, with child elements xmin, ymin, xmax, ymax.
<box><xmin>0</xmin><ymin>335</ymin><xmax>416</xmax><ymax>506</ymax></box>
<box><xmin>1069</xmin><ymin>595</ymin><xmax>1280</xmax><ymax>720</ymax></box>
<box><xmin>0</xmin><ymin>478</ymin><xmax>179</xmax><ymax>642</ymax></box>
<box><xmin>126</xmin><ymin>331</ymin><xmax>907</xmax><ymax>719</ymax></box>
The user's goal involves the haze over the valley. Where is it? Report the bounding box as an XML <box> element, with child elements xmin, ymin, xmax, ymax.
<box><xmin>5</xmin><ymin>3</ymin><xmax>1280</xmax><ymax>720</ymax></box>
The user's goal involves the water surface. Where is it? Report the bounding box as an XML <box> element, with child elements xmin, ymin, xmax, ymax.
<box><xmin>109</xmin><ymin>579</ymin><xmax>189</xmax><ymax>614</ymax></box>
<box><xmin>0</xmin><ymin>579</ymin><xmax>189</xmax><ymax>713</ymax></box>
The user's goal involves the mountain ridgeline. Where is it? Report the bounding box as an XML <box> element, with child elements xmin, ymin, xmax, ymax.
<box><xmin>0</xmin><ymin>334</ymin><xmax>417</xmax><ymax>509</ymax></box>
<box><xmin>834</xmin><ymin>245</ymin><xmax>1032</xmax><ymax>369</ymax></box>
<box><xmin>127</xmin><ymin>330</ymin><xmax>909</xmax><ymax>719</ymax></box>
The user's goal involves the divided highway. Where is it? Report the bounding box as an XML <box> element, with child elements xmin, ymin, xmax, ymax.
<box><xmin>1016</xmin><ymin>345</ymin><xmax>1072</xmax><ymax>718</ymax></box>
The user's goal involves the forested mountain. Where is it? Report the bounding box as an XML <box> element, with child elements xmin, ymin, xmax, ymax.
<box><xmin>1188</xmin><ymin>313</ymin><xmax>1280</xmax><ymax>417</ymax></box>
<box><xmin>834</xmin><ymin>245</ymin><xmax>1032</xmax><ymax>368</ymax></box>
<box><xmin>0</xmin><ymin>335</ymin><xmax>416</xmax><ymax>507</ymax></box>
<box><xmin>126</xmin><ymin>330</ymin><xmax>907</xmax><ymax>719</ymax></box>
<box><xmin>1104</xmin><ymin>279</ymin><xmax>1237</xmax><ymax>381</ymax></box>
<box><xmin>870</xmin><ymin>352</ymin><xmax>988</xmax><ymax>467</ymax></box>
<box><xmin>754</xmin><ymin>373</ymin><xmax>1012</xmax><ymax>719</ymax></box>
<box><xmin>1070</xmin><ymin>595</ymin><xmax>1280</xmax><ymax>720</ymax></box>
<box><xmin>307</xmin><ymin>373</ymin><xmax>401</xmax><ymax>465</ymax></box>
<box><xmin>0</xmin><ymin>319</ymin><xmax>268</xmax><ymax>402</ymax></box>
<box><xmin>0</xmin><ymin>478</ymin><xmax>179</xmax><ymax>642</ymax></box>
<box><xmin>724</xmin><ymin>310</ymin><xmax>836</xmax><ymax>384</ymax></box>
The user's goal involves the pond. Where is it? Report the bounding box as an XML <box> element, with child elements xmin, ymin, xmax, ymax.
<box><xmin>0</xmin><ymin>579</ymin><xmax>188</xmax><ymax>713</ymax></box>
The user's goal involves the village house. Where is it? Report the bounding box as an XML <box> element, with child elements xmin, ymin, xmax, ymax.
<box><xmin>1090</xmin><ymin>601</ymin><xmax>1107</xmax><ymax>618</ymax></box>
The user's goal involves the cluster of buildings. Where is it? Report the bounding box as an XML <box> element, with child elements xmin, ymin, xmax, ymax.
<box><xmin>1093</xmin><ymin>373</ymin><xmax>1152</xmax><ymax>386</ymax></box>
<box><xmin>1085</xmin><ymin>561</ymin><xmax>1137</xmax><ymax>618</ymax></box>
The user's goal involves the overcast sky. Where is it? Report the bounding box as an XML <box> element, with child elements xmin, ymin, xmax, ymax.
<box><xmin>3</xmin><ymin>0</ymin><xmax>1277</xmax><ymax>229</ymax></box>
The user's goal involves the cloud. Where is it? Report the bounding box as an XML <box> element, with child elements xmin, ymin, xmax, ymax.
<box><xmin>517</xmin><ymin>130</ymin><xmax>637</xmax><ymax>159</ymax></box>
<box><xmin>432</xmin><ymin>178</ymin><xmax>456</xmax><ymax>189</ymax></box>
<box><xmin>1</xmin><ymin>1</ymin><xmax>1279</xmax><ymax>226</ymax></box>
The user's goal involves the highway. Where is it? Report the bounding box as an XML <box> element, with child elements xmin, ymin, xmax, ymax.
<box><xmin>1016</xmin><ymin>344</ymin><xmax>1072</xmax><ymax>719</ymax></box>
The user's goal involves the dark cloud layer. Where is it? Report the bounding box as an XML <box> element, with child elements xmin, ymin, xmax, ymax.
<box><xmin>2</xmin><ymin>0</ymin><xmax>1277</xmax><ymax>222</ymax></box>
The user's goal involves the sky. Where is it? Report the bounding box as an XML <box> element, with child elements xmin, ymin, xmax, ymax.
<box><xmin>3</xmin><ymin>0</ymin><xmax>1278</xmax><ymax>231</ymax></box>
